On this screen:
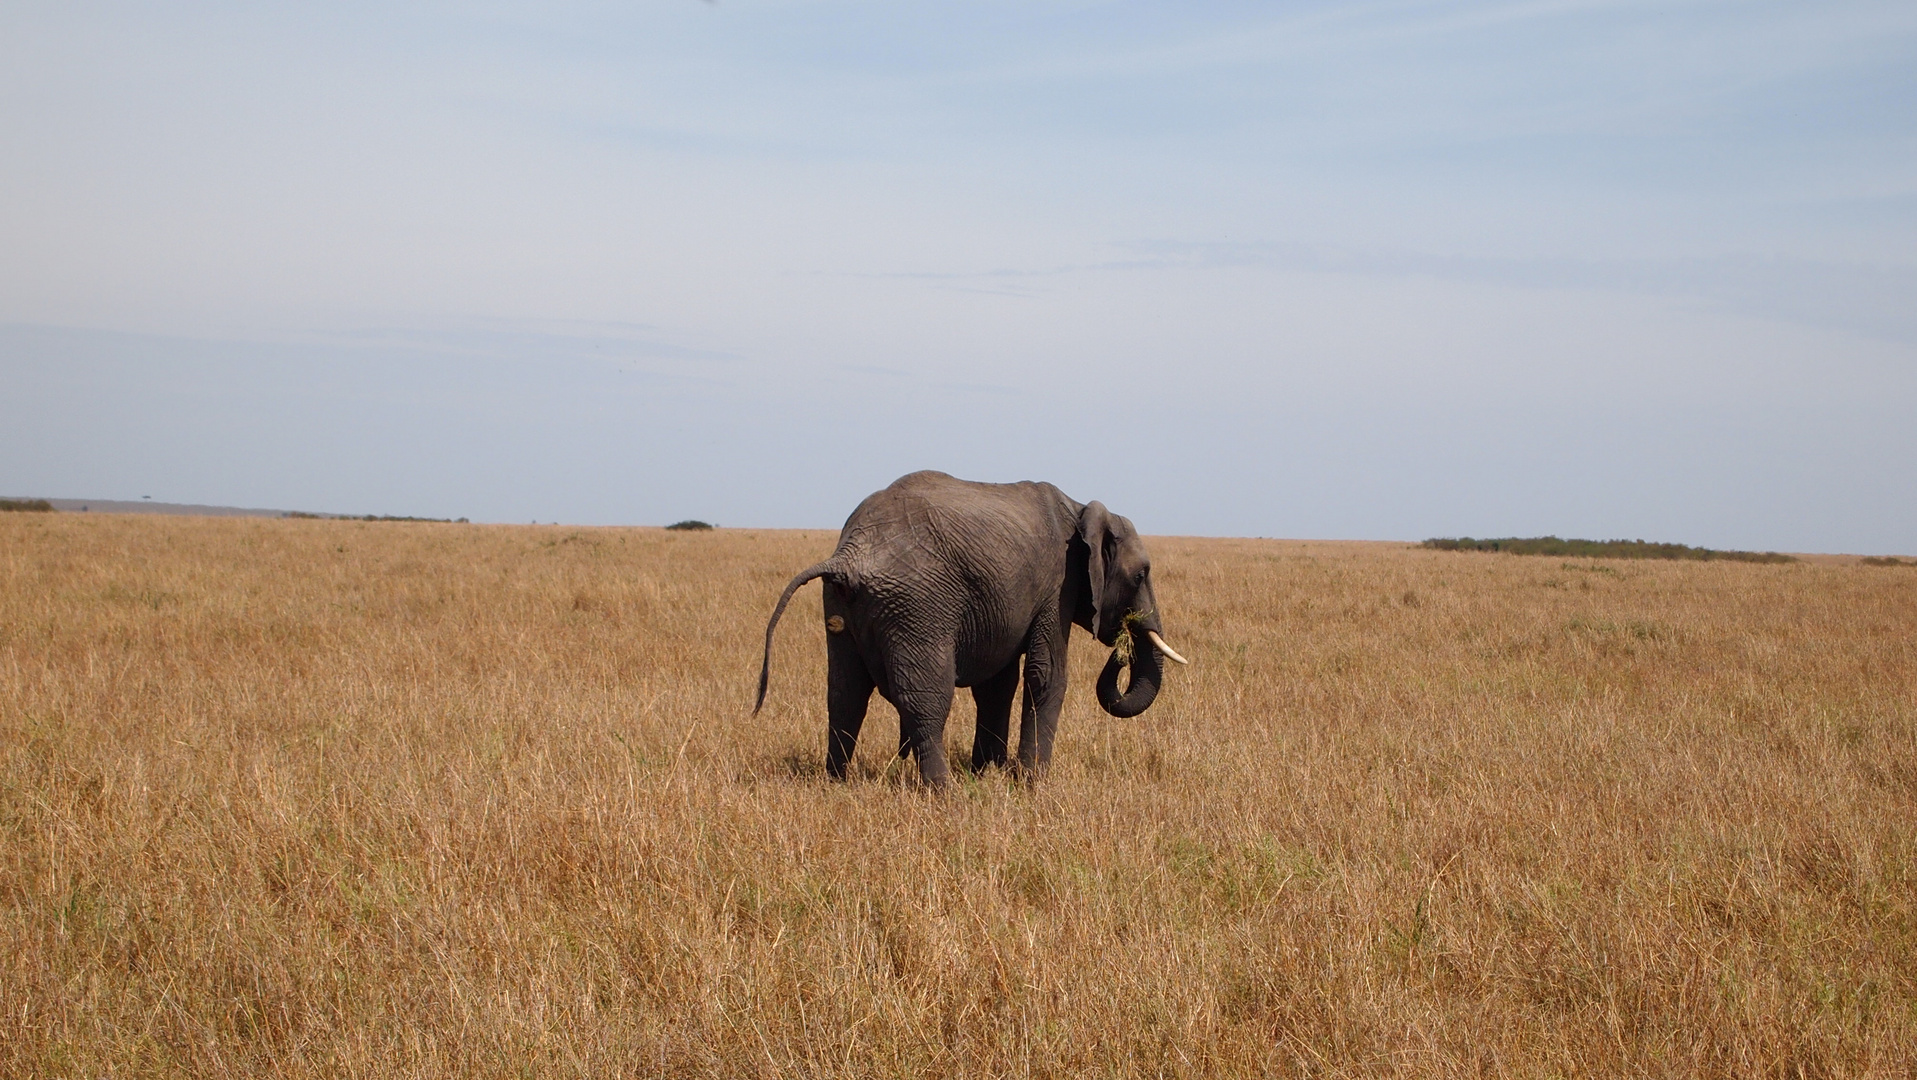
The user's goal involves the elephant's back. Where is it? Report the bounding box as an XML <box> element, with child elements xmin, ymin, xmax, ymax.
<box><xmin>836</xmin><ymin>472</ymin><xmax>1070</xmax><ymax>567</ymax></box>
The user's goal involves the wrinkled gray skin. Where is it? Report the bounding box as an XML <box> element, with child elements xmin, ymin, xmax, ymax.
<box><xmin>755</xmin><ymin>471</ymin><xmax>1173</xmax><ymax>786</ymax></box>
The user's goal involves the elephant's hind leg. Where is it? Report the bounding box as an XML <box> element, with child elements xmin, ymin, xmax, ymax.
<box><xmin>969</xmin><ymin>658</ymin><xmax>1020</xmax><ymax>774</ymax></box>
<box><xmin>825</xmin><ymin>633</ymin><xmax>876</xmax><ymax>781</ymax></box>
<box><xmin>894</xmin><ymin>682</ymin><xmax>958</xmax><ymax>789</ymax></box>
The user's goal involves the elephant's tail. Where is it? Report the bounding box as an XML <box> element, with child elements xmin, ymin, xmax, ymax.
<box><xmin>754</xmin><ymin>559</ymin><xmax>842</xmax><ymax>715</ymax></box>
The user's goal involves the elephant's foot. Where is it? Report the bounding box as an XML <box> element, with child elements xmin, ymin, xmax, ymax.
<box><xmin>969</xmin><ymin>747</ymin><xmax>1010</xmax><ymax>774</ymax></box>
<box><xmin>911</xmin><ymin>739</ymin><xmax>954</xmax><ymax>789</ymax></box>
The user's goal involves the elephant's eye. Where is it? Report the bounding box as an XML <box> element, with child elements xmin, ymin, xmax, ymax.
<box><xmin>1134</xmin><ymin>569</ymin><xmax>1148</xmax><ymax>585</ymax></box>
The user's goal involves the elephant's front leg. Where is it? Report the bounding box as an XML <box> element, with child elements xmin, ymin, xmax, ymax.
<box><xmin>969</xmin><ymin>658</ymin><xmax>1021</xmax><ymax>774</ymax></box>
<box><xmin>1016</xmin><ymin>609</ymin><xmax>1070</xmax><ymax>779</ymax></box>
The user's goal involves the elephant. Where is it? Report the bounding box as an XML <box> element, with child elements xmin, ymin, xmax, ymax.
<box><xmin>754</xmin><ymin>470</ymin><xmax>1188</xmax><ymax>786</ymax></box>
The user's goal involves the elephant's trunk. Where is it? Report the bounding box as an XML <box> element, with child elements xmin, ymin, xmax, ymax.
<box><xmin>1095</xmin><ymin>634</ymin><xmax>1164</xmax><ymax>718</ymax></box>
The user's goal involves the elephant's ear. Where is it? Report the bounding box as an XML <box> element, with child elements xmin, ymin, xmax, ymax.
<box><xmin>1077</xmin><ymin>500</ymin><xmax>1113</xmax><ymax>634</ymax></box>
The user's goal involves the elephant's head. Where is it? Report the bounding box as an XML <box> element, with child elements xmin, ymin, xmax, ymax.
<box><xmin>1075</xmin><ymin>501</ymin><xmax>1189</xmax><ymax>718</ymax></box>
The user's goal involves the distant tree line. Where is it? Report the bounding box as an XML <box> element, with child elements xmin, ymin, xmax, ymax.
<box><xmin>0</xmin><ymin>498</ymin><xmax>54</xmax><ymax>512</ymax></box>
<box><xmin>284</xmin><ymin>512</ymin><xmax>468</xmax><ymax>523</ymax></box>
<box><xmin>1422</xmin><ymin>536</ymin><xmax>1796</xmax><ymax>563</ymax></box>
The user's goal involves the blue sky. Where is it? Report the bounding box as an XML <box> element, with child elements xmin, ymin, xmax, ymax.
<box><xmin>4</xmin><ymin>1</ymin><xmax>1914</xmax><ymax>551</ymax></box>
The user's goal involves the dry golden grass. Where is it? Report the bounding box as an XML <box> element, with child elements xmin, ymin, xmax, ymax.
<box><xmin>3</xmin><ymin>514</ymin><xmax>1915</xmax><ymax>1077</ymax></box>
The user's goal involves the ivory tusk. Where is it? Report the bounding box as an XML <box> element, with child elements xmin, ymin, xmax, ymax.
<box><xmin>1146</xmin><ymin>631</ymin><xmax>1190</xmax><ymax>665</ymax></box>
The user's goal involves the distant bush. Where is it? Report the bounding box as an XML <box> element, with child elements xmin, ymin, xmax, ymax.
<box><xmin>0</xmin><ymin>498</ymin><xmax>54</xmax><ymax>513</ymax></box>
<box><xmin>1861</xmin><ymin>556</ymin><xmax>1913</xmax><ymax>567</ymax></box>
<box><xmin>667</xmin><ymin>520</ymin><xmax>715</xmax><ymax>531</ymax></box>
<box><xmin>1423</xmin><ymin>536</ymin><xmax>1796</xmax><ymax>564</ymax></box>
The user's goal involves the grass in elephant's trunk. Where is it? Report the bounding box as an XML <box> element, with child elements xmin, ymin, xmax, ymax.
<box><xmin>4</xmin><ymin>515</ymin><xmax>1915</xmax><ymax>1078</ymax></box>
<box><xmin>1096</xmin><ymin>617</ymin><xmax>1164</xmax><ymax>718</ymax></box>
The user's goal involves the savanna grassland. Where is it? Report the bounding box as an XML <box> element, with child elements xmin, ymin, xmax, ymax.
<box><xmin>3</xmin><ymin>514</ymin><xmax>1915</xmax><ymax>1078</ymax></box>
